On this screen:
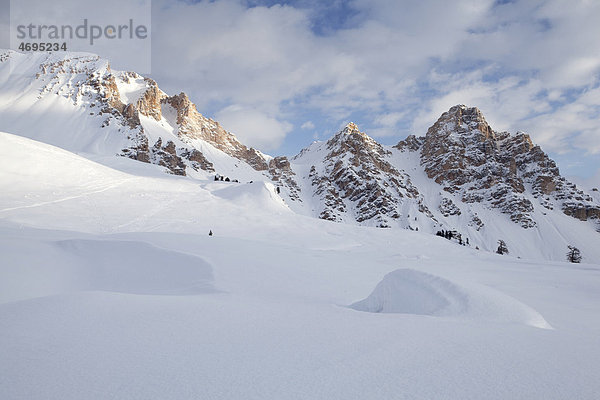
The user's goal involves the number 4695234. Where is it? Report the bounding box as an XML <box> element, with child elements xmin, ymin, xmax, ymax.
<box><xmin>18</xmin><ymin>42</ymin><xmax>67</xmax><ymax>52</ymax></box>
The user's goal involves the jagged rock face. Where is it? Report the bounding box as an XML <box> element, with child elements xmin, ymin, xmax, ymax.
<box><xmin>394</xmin><ymin>134</ymin><xmax>423</xmax><ymax>152</ymax></box>
<box><xmin>309</xmin><ymin>165</ymin><xmax>347</xmax><ymax>221</ymax></box>
<box><xmin>419</xmin><ymin>105</ymin><xmax>534</xmax><ymax>227</ymax></box>
<box><xmin>418</xmin><ymin>105</ymin><xmax>599</xmax><ymax>226</ymax></box>
<box><xmin>28</xmin><ymin>54</ymin><xmax>265</xmax><ymax>177</ymax></box>
<box><xmin>164</xmin><ymin>93</ymin><xmax>268</xmax><ymax>171</ymax></box>
<box><xmin>439</xmin><ymin>197</ymin><xmax>461</xmax><ymax>216</ymax></box>
<box><xmin>135</xmin><ymin>78</ymin><xmax>165</xmax><ymax>121</ymax></box>
<box><xmin>150</xmin><ymin>138</ymin><xmax>186</xmax><ymax>175</ymax></box>
<box><xmin>304</xmin><ymin>123</ymin><xmax>433</xmax><ymax>227</ymax></box>
<box><xmin>268</xmin><ymin>156</ymin><xmax>301</xmax><ymax>202</ymax></box>
<box><xmin>181</xmin><ymin>149</ymin><xmax>215</xmax><ymax>173</ymax></box>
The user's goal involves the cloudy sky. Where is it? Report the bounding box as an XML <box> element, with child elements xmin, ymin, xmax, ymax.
<box><xmin>2</xmin><ymin>0</ymin><xmax>600</xmax><ymax>184</ymax></box>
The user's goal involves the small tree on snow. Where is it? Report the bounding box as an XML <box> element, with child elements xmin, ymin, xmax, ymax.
<box><xmin>497</xmin><ymin>240</ymin><xmax>508</xmax><ymax>255</ymax></box>
<box><xmin>566</xmin><ymin>245</ymin><xmax>582</xmax><ymax>263</ymax></box>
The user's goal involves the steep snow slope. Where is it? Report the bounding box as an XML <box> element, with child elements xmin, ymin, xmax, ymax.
<box><xmin>0</xmin><ymin>131</ymin><xmax>290</xmax><ymax>236</ymax></box>
<box><xmin>1</xmin><ymin>133</ymin><xmax>600</xmax><ymax>400</ymax></box>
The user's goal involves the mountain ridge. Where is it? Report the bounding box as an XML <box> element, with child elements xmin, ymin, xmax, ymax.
<box><xmin>1</xmin><ymin>49</ymin><xmax>599</xmax><ymax>260</ymax></box>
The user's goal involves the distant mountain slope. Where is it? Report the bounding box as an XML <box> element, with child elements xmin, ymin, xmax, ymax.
<box><xmin>284</xmin><ymin>115</ymin><xmax>600</xmax><ymax>261</ymax></box>
<box><xmin>1</xmin><ymin>50</ymin><xmax>598</xmax><ymax>261</ymax></box>
<box><xmin>0</xmin><ymin>50</ymin><xmax>270</xmax><ymax>182</ymax></box>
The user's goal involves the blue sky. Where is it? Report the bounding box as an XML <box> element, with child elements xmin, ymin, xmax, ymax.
<box><xmin>2</xmin><ymin>0</ymin><xmax>599</xmax><ymax>185</ymax></box>
<box><xmin>144</xmin><ymin>0</ymin><xmax>600</xmax><ymax>185</ymax></box>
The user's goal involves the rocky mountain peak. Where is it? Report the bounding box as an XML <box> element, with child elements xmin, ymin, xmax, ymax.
<box><xmin>134</xmin><ymin>78</ymin><xmax>166</xmax><ymax>121</ymax></box>
<box><xmin>394</xmin><ymin>134</ymin><xmax>424</xmax><ymax>152</ymax></box>
<box><xmin>341</xmin><ymin>122</ymin><xmax>360</xmax><ymax>133</ymax></box>
<box><xmin>420</xmin><ymin>105</ymin><xmax>599</xmax><ymax>228</ymax></box>
<box><xmin>327</xmin><ymin>122</ymin><xmax>381</xmax><ymax>157</ymax></box>
<box><xmin>426</xmin><ymin>104</ymin><xmax>495</xmax><ymax>143</ymax></box>
<box><xmin>157</xmin><ymin>92</ymin><xmax>269</xmax><ymax>171</ymax></box>
<box><xmin>300</xmin><ymin>122</ymin><xmax>434</xmax><ymax>227</ymax></box>
<box><xmin>18</xmin><ymin>51</ymin><xmax>270</xmax><ymax>176</ymax></box>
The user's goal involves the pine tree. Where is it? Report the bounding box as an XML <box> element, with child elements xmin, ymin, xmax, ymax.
<box><xmin>496</xmin><ymin>240</ymin><xmax>508</xmax><ymax>255</ymax></box>
<box><xmin>566</xmin><ymin>245</ymin><xmax>582</xmax><ymax>263</ymax></box>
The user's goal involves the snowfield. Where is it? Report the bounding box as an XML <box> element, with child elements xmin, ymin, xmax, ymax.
<box><xmin>2</xmin><ymin>132</ymin><xmax>600</xmax><ymax>399</ymax></box>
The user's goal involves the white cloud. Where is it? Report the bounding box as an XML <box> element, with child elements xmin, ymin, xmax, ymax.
<box><xmin>366</xmin><ymin>111</ymin><xmax>406</xmax><ymax>137</ymax></box>
<box><xmin>374</xmin><ymin>112</ymin><xmax>404</xmax><ymax>128</ymax></box>
<box><xmin>589</xmin><ymin>169</ymin><xmax>600</xmax><ymax>189</ymax></box>
<box><xmin>142</xmin><ymin>0</ymin><xmax>600</xmax><ymax>176</ymax></box>
<box><xmin>300</xmin><ymin>121</ymin><xmax>315</xmax><ymax>130</ymax></box>
<box><xmin>568</xmin><ymin>167</ymin><xmax>600</xmax><ymax>190</ymax></box>
<box><xmin>215</xmin><ymin>104</ymin><xmax>292</xmax><ymax>151</ymax></box>
<box><xmin>411</xmin><ymin>69</ymin><xmax>549</xmax><ymax>136</ymax></box>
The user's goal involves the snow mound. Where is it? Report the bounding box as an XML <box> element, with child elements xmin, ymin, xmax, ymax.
<box><xmin>212</xmin><ymin>181</ymin><xmax>289</xmax><ymax>212</ymax></box>
<box><xmin>349</xmin><ymin>269</ymin><xmax>552</xmax><ymax>329</ymax></box>
<box><xmin>0</xmin><ymin>237</ymin><xmax>214</xmax><ymax>304</ymax></box>
<box><xmin>55</xmin><ymin>239</ymin><xmax>215</xmax><ymax>295</ymax></box>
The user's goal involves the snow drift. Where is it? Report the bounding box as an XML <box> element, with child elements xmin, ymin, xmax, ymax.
<box><xmin>0</xmin><ymin>236</ymin><xmax>214</xmax><ymax>304</ymax></box>
<box><xmin>349</xmin><ymin>269</ymin><xmax>552</xmax><ymax>329</ymax></box>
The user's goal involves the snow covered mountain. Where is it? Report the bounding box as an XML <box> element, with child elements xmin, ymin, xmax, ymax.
<box><xmin>0</xmin><ymin>50</ymin><xmax>270</xmax><ymax>182</ymax></box>
<box><xmin>283</xmin><ymin>114</ymin><xmax>600</xmax><ymax>260</ymax></box>
<box><xmin>2</xmin><ymin>51</ymin><xmax>600</xmax><ymax>400</ymax></box>
<box><xmin>1</xmin><ymin>50</ymin><xmax>598</xmax><ymax>261</ymax></box>
<box><xmin>2</xmin><ymin>130</ymin><xmax>600</xmax><ymax>400</ymax></box>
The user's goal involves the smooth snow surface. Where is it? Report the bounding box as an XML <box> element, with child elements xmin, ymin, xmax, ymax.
<box><xmin>2</xmin><ymin>132</ymin><xmax>600</xmax><ymax>399</ymax></box>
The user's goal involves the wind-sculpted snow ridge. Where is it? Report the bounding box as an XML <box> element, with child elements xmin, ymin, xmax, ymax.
<box><xmin>349</xmin><ymin>269</ymin><xmax>552</xmax><ymax>329</ymax></box>
<box><xmin>0</xmin><ymin>237</ymin><xmax>215</xmax><ymax>304</ymax></box>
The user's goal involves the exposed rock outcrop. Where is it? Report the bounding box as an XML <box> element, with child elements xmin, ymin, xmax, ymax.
<box><xmin>419</xmin><ymin>105</ymin><xmax>599</xmax><ymax>226</ymax></box>
<box><xmin>268</xmin><ymin>156</ymin><xmax>301</xmax><ymax>201</ymax></box>
<box><xmin>300</xmin><ymin>123</ymin><xmax>433</xmax><ymax>227</ymax></box>
<box><xmin>164</xmin><ymin>93</ymin><xmax>269</xmax><ymax>171</ymax></box>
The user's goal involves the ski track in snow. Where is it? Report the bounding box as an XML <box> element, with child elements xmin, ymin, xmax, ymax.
<box><xmin>0</xmin><ymin>178</ymin><xmax>134</xmax><ymax>214</ymax></box>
